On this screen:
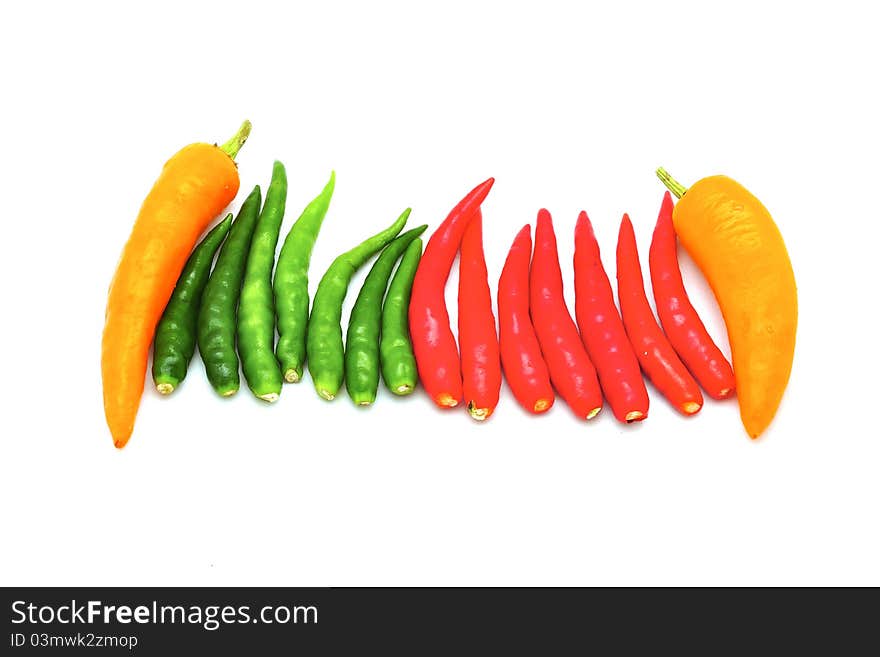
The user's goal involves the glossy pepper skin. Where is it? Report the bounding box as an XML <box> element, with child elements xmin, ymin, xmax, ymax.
<box><xmin>380</xmin><ymin>238</ymin><xmax>423</xmax><ymax>396</ymax></box>
<box><xmin>457</xmin><ymin>213</ymin><xmax>501</xmax><ymax>421</ymax></box>
<box><xmin>344</xmin><ymin>224</ymin><xmax>427</xmax><ymax>405</ymax></box>
<box><xmin>307</xmin><ymin>209</ymin><xmax>409</xmax><ymax>401</ymax></box>
<box><xmin>197</xmin><ymin>186</ymin><xmax>262</xmax><ymax>397</ymax></box>
<box><xmin>649</xmin><ymin>191</ymin><xmax>735</xmax><ymax>400</ymax></box>
<box><xmin>616</xmin><ymin>213</ymin><xmax>703</xmax><ymax>416</ymax></box>
<box><xmin>102</xmin><ymin>121</ymin><xmax>249</xmax><ymax>448</ymax></box>
<box><xmin>573</xmin><ymin>212</ymin><xmax>649</xmax><ymax>423</ymax></box>
<box><xmin>409</xmin><ymin>178</ymin><xmax>495</xmax><ymax>408</ymax></box>
<box><xmin>497</xmin><ymin>225</ymin><xmax>554</xmax><ymax>414</ymax></box>
<box><xmin>238</xmin><ymin>161</ymin><xmax>288</xmax><ymax>402</ymax></box>
<box><xmin>530</xmin><ymin>209</ymin><xmax>603</xmax><ymax>420</ymax></box>
<box><xmin>152</xmin><ymin>214</ymin><xmax>232</xmax><ymax>394</ymax></box>
<box><xmin>274</xmin><ymin>172</ymin><xmax>336</xmax><ymax>384</ymax></box>
<box><xmin>657</xmin><ymin>169</ymin><xmax>797</xmax><ymax>438</ymax></box>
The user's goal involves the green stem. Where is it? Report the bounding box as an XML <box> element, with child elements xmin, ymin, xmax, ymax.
<box><xmin>220</xmin><ymin>120</ymin><xmax>252</xmax><ymax>160</ymax></box>
<box><xmin>656</xmin><ymin>167</ymin><xmax>688</xmax><ymax>199</ymax></box>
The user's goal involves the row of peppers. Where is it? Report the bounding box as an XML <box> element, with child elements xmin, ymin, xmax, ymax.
<box><xmin>414</xmin><ymin>181</ymin><xmax>733</xmax><ymax>424</ymax></box>
<box><xmin>417</xmin><ymin>176</ymin><xmax>797</xmax><ymax>439</ymax></box>
<box><xmin>101</xmin><ymin>122</ymin><xmax>797</xmax><ymax>448</ymax></box>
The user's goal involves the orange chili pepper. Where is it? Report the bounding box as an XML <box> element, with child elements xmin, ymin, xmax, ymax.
<box><xmin>102</xmin><ymin>121</ymin><xmax>250</xmax><ymax>448</ymax></box>
<box><xmin>657</xmin><ymin>168</ymin><xmax>797</xmax><ymax>438</ymax></box>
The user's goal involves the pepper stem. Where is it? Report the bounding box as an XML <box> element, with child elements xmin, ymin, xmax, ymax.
<box><xmin>220</xmin><ymin>120</ymin><xmax>252</xmax><ymax>160</ymax></box>
<box><xmin>656</xmin><ymin>167</ymin><xmax>688</xmax><ymax>199</ymax></box>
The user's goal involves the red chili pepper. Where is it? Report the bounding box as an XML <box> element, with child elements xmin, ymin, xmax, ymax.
<box><xmin>530</xmin><ymin>209</ymin><xmax>603</xmax><ymax>420</ymax></box>
<box><xmin>616</xmin><ymin>213</ymin><xmax>703</xmax><ymax>415</ymax></box>
<box><xmin>458</xmin><ymin>212</ymin><xmax>501</xmax><ymax>421</ymax></box>
<box><xmin>573</xmin><ymin>211</ymin><xmax>649</xmax><ymax>423</ymax></box>
<box><xmin>497</xmin><ymin>224</ymin><xmax>554</xmax><ymax>414</ymax></box>
<box><xmin>409</xmin><ymin>178</ymin><xmax>495</xmax><ymax>408</ymax></box>
<box><xmin>649</xmin><ymin>192</ymin><xmax>735</xmax><ymax>400</ymax></box>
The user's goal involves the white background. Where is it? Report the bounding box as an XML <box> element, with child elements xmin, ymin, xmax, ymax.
<box><xmin>1</xmin><ymin>0</ymin><xmax>878</xmax><ymax>586</ymax></box>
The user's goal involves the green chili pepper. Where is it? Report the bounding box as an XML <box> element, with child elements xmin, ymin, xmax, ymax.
<box><xmin>274</xmin><ymin>172</ymin><xmax>335</xmax><ymax>384</ymax></box>
<box><xmin>196</xmin><ymin>186</ymin><xmax>262</xmax><ymax>397</ymax></box>
<box><xmin>238</xmin><ymin>161</ymin><xmax>287</xmax><ymax>402</ymax></box>
<box><xmin>380</xmin><ymin>237</ymin><xmax>423</xmax><ymax>395</ymax></box>
<box><xmin>344</xmin><ymin>225</ymin><xmax>428</xmax><ymax>405</ymax></box>
<box><xmin>152</xmin><ymin>214</ymin><xmax>233</xmax><ymax>394</ymax></box>
<box><xmin>306</xmin><ymin>208</ymin><xmax>411</xmax><ymax>400</ymax></box>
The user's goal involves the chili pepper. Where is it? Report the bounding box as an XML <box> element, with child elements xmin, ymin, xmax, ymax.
<box><xmin>196</xmin><ymin>185</ymin><xmax>262</xmax><ymax>397</ymax></box>
<box><xmin>457</xmin><ymin>212</ymin><xmax>501</xmax><ymax>421</ymax></box>
<box><xmin>102</xmin><ymin>120</ymin><xmax>250</xmax><ymax>448</ymax></box>
<box><xmin>380</xmin><ymin>237</ymin><xmax>423</xmax><ymax>396</ymax></box>
<box><xmin>573</xmin><ymin>211</ymin><xmax>649</xmax><ymax>423</ymax></box>
<box><xmin>274</xmin><ymin>172</ymin><xmax>336</xmax><ymax>384</ymax></box>
<box><xmin>530</xmin><ymin>209</ymin><xmax>603</xmax><ymax>420</ymax></box>
<box><xmin>497</xmin><ymin>225</ymin><xmax>554</xmax><ymax>414</ymax></box>
<box><xmin>656</xmin><ymin>169</ymin><xmax>797</xmax><ymax>439</ymax></box>
<box><xmin>307</xmin><ymin>208</ymin><xmax>410</xmax><ymax>400</ymax></box>
<box><xmin>616</xmin><ymin>213</ymin><xmax>703</xmax><ymax>415</ymax></box>
<box><xmin>648</xmin><ymin>191</ymin><xmax>736</xmax><ymax>401</ymax></box>
<box><xmin>345</xmin><ymin>225</ymin><xmax>428</xmax><ymax>406</ymax></box>
<box><xmin>238</xmin><ymin>161</ymin><xmax>287</xmax><ymax>402</ymax></box>
<box><xmin>409</xmin><ymin>178</ymin><xmax>495</xmax><ymax>408</ymax></box>
<box><xmin>152</xmin><ymin>214</ymin><xmax>232</xmax><ymax>395</ymax></box>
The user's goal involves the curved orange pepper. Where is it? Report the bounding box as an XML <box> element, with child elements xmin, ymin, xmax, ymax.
<box><xmin>102</xmin><ymin>121</ymin><xmax>250</xmax><ymax>449</ymax></box>
<box><xmin>657</xmin><ymin>169</ymin><xmax>797</xmax><ymax>439</ymax></box>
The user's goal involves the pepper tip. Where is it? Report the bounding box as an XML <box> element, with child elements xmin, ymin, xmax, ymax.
<box><xmin>533</xmin><ymin>398</ymin><xmax>552</xmax><ymax>413</ymax></box>
<box><xmin>436</xmin><ymin>393</ymin><xmax>459</xmax><ymax>408</ymax></box>
<box><xmin>681</xmin><ymin>401</ymin><xmax>702</xmax><ymax>415</ymax></box>
<box><xmin>467</xmin><ymin>401</ymin><xmax>493</xmax><ymax>421</ymax></box>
